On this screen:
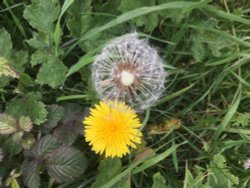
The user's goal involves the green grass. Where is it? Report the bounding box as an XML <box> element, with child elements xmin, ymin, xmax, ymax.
<box><xmin>0</xmin><ymin>0</ymin><xmax>250</xmax><ymax>188</ymax></box>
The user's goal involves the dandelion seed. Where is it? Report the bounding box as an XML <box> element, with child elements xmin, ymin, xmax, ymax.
<box><xmin>83</xmin><ymin>100</ymin><xmax>142</xmax><ymax>158</ymax></box>
<box><xmin>92</xmin><ymin>33</ymin><xmax>167</xmax><ymax>111</ymax></box>
<box><xmin>244</xmin><ymin>158</ymin><xmax>250</xmax><ymax>169</ymax></box>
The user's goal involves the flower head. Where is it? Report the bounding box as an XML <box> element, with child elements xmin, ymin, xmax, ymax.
<box><xmin>244</xmin><ymin>158</ymin><xmax>250</xmax><ymax>169</ymax></box>
<box><xmin>83</xmin><ymin>100</ymin><xmax>142</xmax><ymax>158</ymax></box>
<box><xmin>92</xmin><ymin>33</ymin><xmax>167</xmax><ymax>111</ymax></box>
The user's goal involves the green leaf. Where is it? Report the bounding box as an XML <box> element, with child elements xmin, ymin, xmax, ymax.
<box><xmin>21</xmin><ymin>134</ymin><xmax>36</xmax><ymax>150</ymax></box>
<box><xmin>43</xmin><ymin>105</ymin><xmax>65</xmax><ymax>129</ymax></box>
<box><xmin>183</xmin><ymin>164</ymin><xmax>207</xmax><ymax>188</ymax></box>
<box><xmin>22</xmin><ymin>160</ymin><xmax>41</xmax><ymax>188</ymax></box>
<box><xmin>133</xmin><ymin>143</ymin><xmax>183</xmax><ymax>174</ymax></box>
<box><xmin>92</xmin><ymin>158</ymin><xmax>122</xmax><ymax>188</ymax></box>
<box><xmin>27</xmin><ymin>32</ymin><xmax>51</xmax><ymax>49</ymax></box>
<box><xmin>80</xmin><ymin>1</ymin><xmax>209</xmax><ymax>41</ymax></box>
<box><xmin>19</xmin><ymin>116</ymin><xmax>33</xmax><ymax>132</ymax></box>
<box><xmin>31</xmin><ymin>135</ymin><xmax>61</xmax><ymax>159</ymax></box>
<box><xmin>152</xmin><ymin>172</ymin><xmax>169</xmax><ymax>188</ymax></box>
<box><xmin>36</xmin><ymin>57</ymin><xmax>68</xmax><ymax>88</ymax></box>
<box><xmin>191</xmin><ymin>35</ymin><xmax>207</xmax><ymax>62</ymax></box>
<box><xmin>52</xmin><ymin>103</ymin><xmax>84</xmax><ymax>145</ymax></box>
<box><xmin>6</xmin><ymin>96</ymin><xmax>48</xmax><ymax>125</ymax></box>
<box><xmin>214</xmin><ymin>87</ymin><xmax>241</xmax><ymax>139</ymax></box>
<box><xmin>207</xmin><ymin>153</ymin><xmax>239</xmax><ymax>187</ymax></box>
<box><xmin>46</xmin><ymin>145</ymin><xmax>87</xmax><ymax>183</ymax></box>
<box><xmin>11</xmin><ymin>50</ymin><xmax>29</xmax><ymax>73</ymax></box>
<box><xmin>119</xmin><ymin>0</ymin><xmax>158</xmax><ymax>31</ymax></box>
<box><xmin>232</xmin><ymin>113</ymin><xmax>250</xmax><ymax>127</ymax></box>
<box><xmin>30</xmin><ymin>50</ymin><xmax>51</xmax><ymax>67</ymax></box>
<box><xmin>0</xmin><ymin>28</ymin><xmax>12</xmax><ymax>58</ymax></box>
<box><xmin>23</xmin><ymin>0</ymin><xmax>60</xmax><ymax>33</ymax></box>
<box><xmin>3</xmin><ymin>132</ymin><xmax>23</xmax><ymax>156</ymax></box>
<box><xmin>54</xmin><ymin>0</ymin><xmax>75</xmax><ymax>50</ymax></box>
<box><xmin>66</xmin><ymin>0</ymin><xmax>92</xmax><ymax>37</ymax></box>
<box><xmin>0</xmin><ymin>113</ymin><xmax>17</xmax><ymax>134</ymax></box>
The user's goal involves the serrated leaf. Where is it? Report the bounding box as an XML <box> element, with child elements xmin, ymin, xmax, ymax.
<box><xmin>0</xmin><ymin>57</ymin><xmax>19</xmax><ymax>78</ymax></box>
<box><xmin>31</xmin><ymin>135</ymin><xmax>61</xmax><ymax>159</ymax></box>
<box><xmin>19</xmin><ymin>116</ymin><xmax>33</xmax><ymax>132</ymax></box>
<box><xmin>6</xmin><ymin>96</ymin><xmax>48</xmax><ymax>125</ymax></box>
<box><xmin>53</xmin><ymin>103</ymin><xmax>85</xmax><ymax>145</ymax></box>
<box><xmin>11</xmin><ymin>50</ymin><xmax>29</xmax><ymax>73</ymax></box>
<box><xmin>23</xmin><ymin>0</ymin><xmax>60</xmax><ymax>33</ymax></box>
<box><xmin>0</xmin><ymin>113</ymin><xmax>17</xmax><ymax>134</ymax></box>
<box><xmin>3</xmin><ymin>132</ymin><xmax>23</xmax><ymax>156</ymax></box>
<box><xmin>46</xmin><ymin>145</ymin><xmax>87</xmax><ymax>183</ymax></box>
<box><xmin>183</xmin><ymin>164</ymin><xmax>207</xmax><ymax>188</ymax></box>
<box><xmin>207</xmin><ymin>153</ymin><xmax>239</xmax><ymax>187</ymax></box>
<box><xmin>36</xmin><ymin>58</ymin><xmax>68</xmax><ymax>88</ymax></box>
<box><xmin>66</xmin><ymin>0</ymin><xmax>92</xmax><ymax>37</ymax></box>
<box><xmin>232</xmin><ymin>113</ymin><xmax>250</xmax><ymax>127</ymax></box>
<box><xmin>43</xmin><ymin>105</ymin><xmax>65</xmax><ymax>129</ymax></box>
<box><xmin>30</xmin><ymin>50</ymin><xmax>50</xmax><ymax>67</ymax></box>
<box><xmin>152</xmin><ymin>172</ymin><xmax>169</xmax><ymax>188</ymax></box>
<box><xmin>0</xmin><ymin>28</ymin><xmax>12</xmax><ymax>58</ymax></box>
<box><xmin>22</xmin><ymin>160</ymin><xmax>41</xmax><ymax>188</ymax></box>
<box><xmin>21</xmin><ymin>134</ymin><xmax>36</xmax><ymax>150</ymax></box>
<box><xmin>92</xmin><ymin>158</ymin><xmax>122</xmax><ymax>188</ymax></box>
<box><xmin>191</xmin><ymin>35</ymin><xmax>207</xmax><ymax>62</ymax></box>
<box><xmin>27</xmin><ymin>32</ymin><xmax>51</xmax><ymax>49</ymax></box>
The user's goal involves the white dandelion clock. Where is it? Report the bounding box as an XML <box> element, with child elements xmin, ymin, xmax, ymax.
<box><xmin>92</xmin><ymin>33</ymin><xmax>167</xmax><ymax>111</ymax></box>
<box><xmin>244</xmin><ymin>158</ymin><xmax>250</xmax><ymax>169</ymax></box>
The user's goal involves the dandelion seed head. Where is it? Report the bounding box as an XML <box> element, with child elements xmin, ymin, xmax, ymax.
<box><xmin>92</xmin><ymin>33</ymin><xmax>167</xmax><ymax>111</ymax></box>
<box><xmin>244</xmin><ymin>158</ymin><xmax>250</xmax><ymax>169</ymax></box>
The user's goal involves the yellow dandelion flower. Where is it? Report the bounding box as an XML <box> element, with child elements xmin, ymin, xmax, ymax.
<box><xmin>83</xmin><ymin>101</ymin><xmax>142</xmax><ymax>158</ymax></box>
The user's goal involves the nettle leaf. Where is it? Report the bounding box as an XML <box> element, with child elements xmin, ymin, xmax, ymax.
<box><xmin>11</xmin><ymin>50</ymin><xmax>29</xmax><ymax>73</ymax></box>
<box><xmin>0</xmin><ymin>113</ymin><xmax>17</xmax><ymax>134</ymax></box>
<box><xmin>23</xmin><ymin>0</ymin><xmax>60</xmax><ymax>33</ymax></box>
<box><xmin>119</xmin><ymin>0</ymin><xmax>158</xmax><ymax>31</ymax></box>
<box><xmin>22</xmin><ymin>160</ymin><xmax>41</xmax><ymax>188</ymax></box>
<box><xmin>31</xmin><ymin>135</ymin><xmax>61</xmax><ymax>159</ymax></box>
<box><xmin>0</xmin><ymin>57</ymin><xmax>19</xmax><ymax>78</ymax></box>
<box><xmin>43</xmin><ymin>105</ymin><xmax>65</xmax><ymax>129</ymax></box>
<box><xmin>30</xmin><ymin>50</ymin><xmax>51</xmax><ymax>67</ymax></box>
<box><xmin>46</xmin><ymin>145</ymin><xmax>87</xmax><ymax>183</ymax></box>
<box><xmin>66</xmin><ymin>0</ymin><xmax>92</xmax><ymax>37</ymax></box>
<box><xmin>152</xmin><ymin>172</ymin><xmax>169</xmax><ymax>188</ymax></box>
<box><xmin>191</xmin><ymin>35</ymin><xmax>207</xmax><ymax>63</ymax></box>
<box><xmin>6</xmin><ymin>96</ymin><xmax>48</xmax><ymax>125</ymax></box>
<box><xmin>27</xmin><ymin>32</ymin><xmax>51</xmax><ymax>50</ymax></box>
<box><xmin>232</xmin><ymin>113</ymin><xmax>250</xmax><ymax>127</ymax></box>
<box><xmin>53</xmin><ymin>103</ymin><xmax>85</xmax><ymax>145</ymax></box>
<box><xmin>3</xmin><ymin>132</ymin><xmax>23</xmax><ymax>156</ymax></box>
<box><xmin>36</xmin><ymin>57</ymin><xmax>68</xmax><ymax>88</ymax></box>
<box><xmin>19</xmin><ymin>116</ymin><xmax>33</xmax><ymax>132</ymax></box>
<box><xmin>183</xmin><ymin>165</ymin><xmax>207</xmax><ymax>188</ymax></box>
<box><xmin>21</xmin><ymin>134</ymin><xmax>36</xmax><ymax>150</ymax></box>
<box><xmin>0</xmin><ymin>28</ymin><xmax>12</xmax><ymax>58</ymax></box>
<box><xmin>91</xmin><ymin>158</ymin><xmax>122</xmax><ymax>188</ymax></box>
<box><xmin>207</xmin><ymin>153</ymin><xmax>239</xmax><ymax>187</ymax></box>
